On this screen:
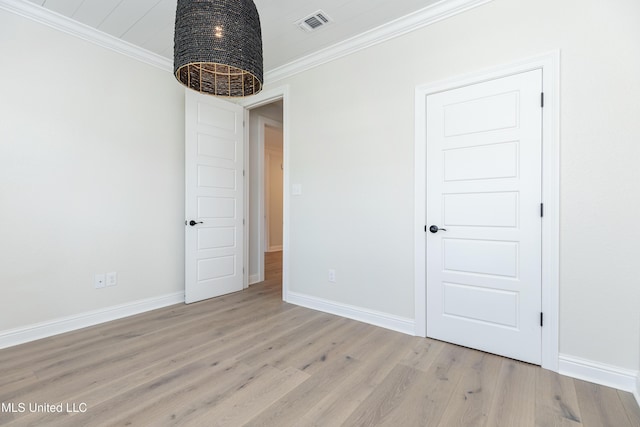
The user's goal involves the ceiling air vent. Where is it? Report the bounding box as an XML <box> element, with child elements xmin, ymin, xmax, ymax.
<box><xmin>297</xmin><ymin>10</ymin><xmax>332</xmax><ymax>32</ymax></box>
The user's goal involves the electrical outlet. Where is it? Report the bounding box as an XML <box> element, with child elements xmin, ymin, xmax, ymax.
<box><xmin>94</xmin><ymin>273</ymin><xmax>105</xmax><ymax>289</ymax></box>
<box><xmin>328</xmin><ymin>269</ymin><xmax>336</xmax><ymax>283</ymax></box>
<box><xmin>106</xmin><ymin>272</ymin><xmax>117</xmax><ymax>287</ymax></box>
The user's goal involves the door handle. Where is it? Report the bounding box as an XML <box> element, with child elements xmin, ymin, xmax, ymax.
<box><xmin>188</xmin><ymin>220</ymin><xmax>203</xmax><ymax>226</ymax></box>
<box><xmin>429</xmin><ymin>225</ymin><xmax>447</xmax><ymax>233</ymax></box>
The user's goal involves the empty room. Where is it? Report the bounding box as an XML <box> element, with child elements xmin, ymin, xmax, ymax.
<box><xmin>1</xmin><ymin>0</ymin><xmax>639</xmax><ymax>425</ymax></box>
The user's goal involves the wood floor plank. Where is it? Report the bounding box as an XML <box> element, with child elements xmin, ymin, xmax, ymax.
<box><xmin>344</xmin><ymin>326</ymin><xmax>408</xmax><ymax>361</ymax></box>
<box><xmin>437</xmin><ymin>350</ymin><xmax>503</xmax><ymax>427</ymax></box>
<box><xmin>0</xmin><ymin>368</ymin><xmax>37</xmax><ymax>390</ymax></box>
<box><xmin>262</xmin><ymin>317</ymin><xmax>374</xmax><ymax>375</ymax></box>
<box><xmin>397</xmin><ymin>337</ymin><xmax>445</xmax><ymax>373</ymax></box>
<box><xmin>535</xmin><ymin>367</ymin><xmax>583</xmax><ymax>426</ymax></box>
<box><xmin>242</xmin><ymin>353</ymin><xmax>359</xmax><ymax>427</ymax></box>
<box><xmin>618</xmin><ymin>390</ymin><xmax>640</xmax><ymax>427</ymax></box>
<box><xmin>343</xmin><ymin>344</ymin><xmax>471</xmax><ymax>426</ymax></box>
<box><xmin>186</xmin><ymin>366</ymin><xmax>309</xmax><ymax>427</ymax></box>
<box><xmin>236</xmin><ymin>313</ymin><xmax>348</xmax><ymax>369</ymax></box>
<box><xmin>574</xmin><ymin>379</ymin><xmax>632</xmax><ymax>427</ymax></box>
<box><xmin>0</xmin><ymin>412</ymin><xmax>13</xmax><ymax>426</ymax></box>
<box><xmin>104</xmin><ymin>363</ymin><xmax>307</xmax><ymax>427</ymax></box>
<box><xmin>346</xmin><ymin>364</ymin><xmax>425</xmax><ymax>426</ymax></box>
<box><xmin>297</xmin><ymin>329</ymin><xmax>416</xmax><ymax>426</ymax></box>
<box><xmin>485</xmin><ymin>359</ymin><xmax>537</xmax><ymax>427</ymax></box>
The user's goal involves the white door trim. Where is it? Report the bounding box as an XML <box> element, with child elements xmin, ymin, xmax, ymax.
<box><xmin>414</xmin><ymin>51</ymin><xmax>560</xmax><ymax>371</ymax></box>
<box><xmin>240</xmin><ymin>86</ymin><xmax>290</xmax><ymax>301</ymax></box>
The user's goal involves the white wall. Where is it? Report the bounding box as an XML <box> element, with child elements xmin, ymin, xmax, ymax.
<box><xmin>273</xmin><ymin>0</ymin><xmax>640</xmax><ymax>372</ymax></box>
<box><xmin>0</xmin><ymin>10</ymin><xmax>185</xmax><ymax>331</ymax></box>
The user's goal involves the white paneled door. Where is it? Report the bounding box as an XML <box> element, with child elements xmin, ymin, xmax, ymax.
<box><xmin>185</xmin><ymin>91</ymin><xmax>244</xmax><ymax>304</ymax></box>
<box><xmin>426</xmin><ymin>69</ymin><xmax>543</xmax><ymax>364</ymax></box>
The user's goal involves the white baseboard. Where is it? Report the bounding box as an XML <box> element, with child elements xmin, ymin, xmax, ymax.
<box><xmin>286</xmin><ymin>291</ymin><xmax>415</xmax><ymax>335</ymax></box>
<box><xmin>559</xmin><ymin>354</ymin><xmax>639</xmax><ymax>396</ymax></box>
<box><xmin>249</xmin><ymin>274</ymin><xmax>261</xmax><ymax>285</ymax></box>
<box><xmin>0</xmin><ymin>292</ymin><xmax>184</xmax><ymax>350</ymax></box>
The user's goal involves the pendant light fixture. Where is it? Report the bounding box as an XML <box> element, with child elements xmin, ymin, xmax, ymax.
<box><xmin>174</xmin><ymin>0</ymin><xmax>263</xmax><ymax>97</ymax></box>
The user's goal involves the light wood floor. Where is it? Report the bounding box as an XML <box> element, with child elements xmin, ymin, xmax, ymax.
<box><xmin>1</xmin><ymin>251</ymin><xmax>639</xmax><ymax>426</ymax></box>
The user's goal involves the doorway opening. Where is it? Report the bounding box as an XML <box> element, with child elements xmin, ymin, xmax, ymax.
<box><xmin>247</xmin><ymin>100</ymin><xmax>284</xmax><ymax>290</ymax></box>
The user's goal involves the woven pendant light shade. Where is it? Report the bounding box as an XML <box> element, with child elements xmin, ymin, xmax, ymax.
<box><xmin>174</xmin><ymin>0</ymin><xmax>263</xmax><ymax>97</ymax></box>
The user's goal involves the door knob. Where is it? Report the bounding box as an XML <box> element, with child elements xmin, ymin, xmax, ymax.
<box><xmin>189</xmin><ymin>220</ymin><xmax>203</xmax><ymax>226</ymax></box>
<box><xmin>429</xmin><ymin>225</ymin><xmax>447</xmax><ymax>233</ymax></box>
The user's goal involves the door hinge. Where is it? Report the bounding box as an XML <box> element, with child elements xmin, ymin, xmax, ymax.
<box><xmin>243</xmin><ymin>169</ymin><xmax>245</xmax><ymax>177</ymax></box>
<box><xmin>424</xmin><ymin>225</ymin><xmax>427</xmax><ymax>232</ymax></box>
<box><xmin>540</xmin><ymin>203</ymin><xmax>544</xmax><ymax>218</ymax></box>
<box><xmin>540</xmin><ymin>312</ymin><xmax>544</xmax><ymax>327</ymax></box>
<box><xmin>541</xmin><ymin>92</ymin><xmax>544</xmax><ymax>108</ymax></box>
<box><xmin>243</xmin><ymin>219</ymin><xmax>245</xmax><ymax>225</ymax></box>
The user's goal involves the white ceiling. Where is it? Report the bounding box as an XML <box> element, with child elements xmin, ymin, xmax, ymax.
<box><xmin>26</xmin><ymin>0</ymin><xmax>441</xmax><ymax>72</ymax></box>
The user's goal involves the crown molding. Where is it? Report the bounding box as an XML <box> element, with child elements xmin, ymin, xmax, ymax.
<box><xmin>1</xmin><ymin>0</ymin><xmax>492</xmax><ymax>82</ymax></box>
<box><xmin>265</xmin><ymin>0</ymin><xmax>494</xmax><ymax>84</ymax></box>
<box><xmin>0</xmin><ymin>0</ymin><xmax>172</xmax><ymax>72</ymax></box>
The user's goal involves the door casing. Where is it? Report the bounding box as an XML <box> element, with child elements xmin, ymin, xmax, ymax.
<box><xmin>240</xmin><ymin>86</ymin><xmax>290</xmax><ymax>301</ymax></box>
<box><xmin>414</xmin><ymin>51</ymin><xmax>560</xmax><ymax>371</ymax></box>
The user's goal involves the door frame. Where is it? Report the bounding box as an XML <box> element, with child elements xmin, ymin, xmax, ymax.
<box><xmin>414</xmin><ymin>51</ymin><xmax>560</xmax><ymax>371</ymax></box>
<box><xmin>250</xmin><ymin>115</ymin><xmax>283</xmax><ymax>284</ymax></box>
<box><xmin>239</xmin><ymin>85</ymin><xmax>290</xmax><ymax>300</ymax></box>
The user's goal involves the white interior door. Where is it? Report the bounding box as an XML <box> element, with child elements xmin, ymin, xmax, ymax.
<box><xmin>185</xmin><ymin>91</ymin><xmax>244</xmax><ymax>304</ymax></box>
<box><xmin>426</xmin><ymin>69</ymin><xmax>543</xmax><ymax>364</ymax></box>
